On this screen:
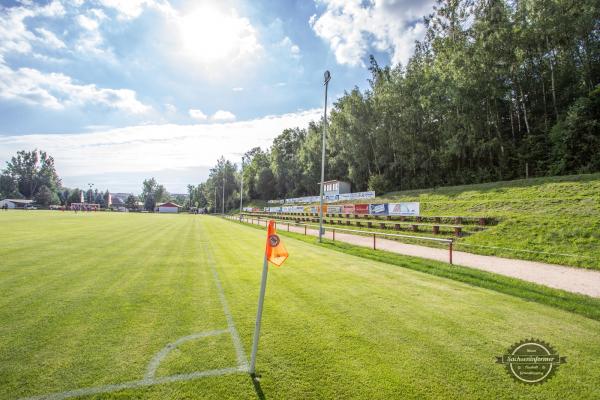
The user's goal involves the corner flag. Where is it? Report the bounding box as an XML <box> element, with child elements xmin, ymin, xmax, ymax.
<box><xmin>266</xmin><ymin>220</ymin><xmax>288</xmax><ymax>266</ymax></box>
<box><xmin>250</xmin><ymin>220</ymin><xmax>288</xmax><ymax>376</ymax></box>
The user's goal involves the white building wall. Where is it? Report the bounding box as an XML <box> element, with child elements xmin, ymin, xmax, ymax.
<box><xmin>158</xmin><ymin>206</ymin><xmax>178</xmax><ymax>213</ymax></box>
<box><xmin>0</xmin><ymin>200</ymin><xmax>15</xmax><ymax>209</ymax></box>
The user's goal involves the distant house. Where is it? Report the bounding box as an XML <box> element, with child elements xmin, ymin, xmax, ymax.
<box><xmin>0</xmin><ymin>199</ymin><xmax>33</xmax><ymax>209</ymax></box>
<box><xmin>109</xmin><ymin>196</ymin><xmax>126</xmax><ymax>211</ymax></box>
<box><xmin>156</xmin><ymin>202</ymin><xmax>182</xmax><ymax>213</ymax></box>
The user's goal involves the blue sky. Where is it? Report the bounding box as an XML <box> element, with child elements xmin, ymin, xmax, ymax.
<box><xmin>0</xmin><ymin>0</ymin><xmax>434</xmax><ymax>193</ymax></box>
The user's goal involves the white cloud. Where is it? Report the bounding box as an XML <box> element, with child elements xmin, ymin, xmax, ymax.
<box><xmin>0</xmin><ymin>64</ymin><xmax>151</xmax><ymax>113</ymax></box>
<box><xmin>211</xmin><ymin>110</ymin><xmax>236</xmax><ymax>122</ymax></box>
<box><xmin>35</xmin><ymin>28</ymin><xmax>66</xmax><ymax>49</ymax></box>
<box><xmin>279</xmin><ymin>36</ymin><xmax>301</xmax><ymax>59</ymax></box>
<box><xmin>0</xmin><ymin>1</ymin><xmax>66</xmax><ymax>54</ymax></box>
<box><xmin>165</xmin><ymin>103</ymin><xmax>177</xmax><ymax>113</ymax></box>
<box><xmin>310</xmin><ymin>0</ymin><xmax>433</xmax><ymax>66</ymax></box>
<box><xmin>97</xmin><ymin>0</ymin><xmax>175</xmax><ymax>20</ymax></box>
<box><xmin>77</xmin><ymin>14</ymin><xmax>99</xmax><ymax>30</ymax></box>
<box><xmin>188</xmin><ymin>108</ymin><xmax>207</xmax><ymax>121</ymax></box>
<box><xmin>0</xmin><ymin>109</ymin><xmax>323</xmax><ymax>191</ymax></box>
<box><xmin>232</xmin><ymin>87</ymin><xmax>244</xmax><ymax>92</ymax></box>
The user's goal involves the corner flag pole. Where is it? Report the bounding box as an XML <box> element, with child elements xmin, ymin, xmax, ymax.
<box><xmin>249</xmin><ymin>254</ymin><xmax>269</xmax><ymax>375</ymax></box>
<box><xmin>249</xmin><ymin>220</ymin><xmax>288</xmax><ymax>376</ymax></box>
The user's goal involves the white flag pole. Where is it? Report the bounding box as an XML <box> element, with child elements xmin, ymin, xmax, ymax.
<box><xmin>249</xmin><ymin>254</ymin><xmax>269</xmax><ymax>375</ymax></box>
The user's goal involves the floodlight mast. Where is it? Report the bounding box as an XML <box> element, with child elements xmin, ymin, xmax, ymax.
<box><xmin>239</xmin><ymin>158</ymin><xmax>244</xmax><ymax>220</ymax></box>
<box><xmin>319</xmin><ymin>70</ymin><xmax>331</xmax><ymax>242</ymax></box>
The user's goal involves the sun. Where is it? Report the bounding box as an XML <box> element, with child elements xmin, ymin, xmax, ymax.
<box><xmin>178</xmin><ymin>5</ymin><xmax>259</xmax><ymax>66</ymax></box>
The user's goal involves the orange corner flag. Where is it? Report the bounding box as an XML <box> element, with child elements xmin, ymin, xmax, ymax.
<box><xmin>265</xmin><ymin>220</ymin><xmax>288</xmax><ymax>267</ymax></box>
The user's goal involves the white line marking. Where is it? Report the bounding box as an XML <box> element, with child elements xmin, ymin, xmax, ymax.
<box><xmin>144</xmin><ymin>329</ymin><xmax>230</xmax><ymax>380</ymax></box>
<box><xmin>202</xmin><ymin>242</ymin><xmax>249</xmax><ymax>371</ymax></box>
<box><xmin>21</xmin><ymin>367</ymin><xmax>246</xmax><ymax>400</ymax></box>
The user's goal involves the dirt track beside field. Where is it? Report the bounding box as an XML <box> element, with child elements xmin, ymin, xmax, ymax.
<box><xmin>238</xmin><ymin>217</ymin><xmax>600</xmax><ymax>298</ymax></box>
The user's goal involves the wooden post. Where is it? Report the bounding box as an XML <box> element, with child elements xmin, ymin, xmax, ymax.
<box><xmin>449</xmin><ymin>241</ymin><xmax>453</xmax><ymax>265</ymax></box>
<box><xmin>373</xmin><ymin>233</ymin><xmax>376</xmax><ymax>250</ymax></box>
<box><xmin>287</xmin><ymin>223</ymin><xmax>290</xmax><ymax>232</ymax></box>
<box><xmin>333</xmin><ymin>229</ymin><xmax>335</xmax><ymax>241</ymax></box>
<box><xmin>304</xmin><ymin>225</ymin><xmax>307</xmax><ymax>235</ymax></box>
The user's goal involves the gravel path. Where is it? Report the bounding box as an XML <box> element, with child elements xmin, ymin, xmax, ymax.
<box><xmin>235</xmin><ymin>216</ymin><xmax>600</xmax><ymax>298</ymax></box>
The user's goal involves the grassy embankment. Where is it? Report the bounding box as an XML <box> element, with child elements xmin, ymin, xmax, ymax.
<box><xmin>246</xmin><ymin>173</ymin><xmax>600</xmax><ymax>269</ymax></box>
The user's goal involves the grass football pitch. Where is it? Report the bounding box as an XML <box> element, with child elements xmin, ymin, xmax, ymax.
<box><xmin>1</xmin><ymin>212</ymin><xmax>599</xmax><ymax>399</ymax></box>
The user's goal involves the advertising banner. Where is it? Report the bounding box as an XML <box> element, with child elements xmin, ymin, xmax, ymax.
<box><xmin>388</xmin><ymin>202</ymin><xmax>420</xmax><ymax>216</ymax></box>
<box><xmin>338</xmin><ymin>191</ymin><xmax>376</xmax><ymax>202</ymax></box>
<box><xmin>342</xmin><ymin>204</ymin><xmax>355</xmax><ymax>214</ymax></box>
<box><xmin>355</xmin><ymin>204</ymin><xmax>369</xmax><ymax>214</ymax></box>
<box><xmin>328</xmin><ymin>205</ymin><xmax>343</xmax><ymax>214</ymax></box>
<box><xmin>369</xmin><ymin>203</ymin><xmax>388</xmax><ymax>215</ymax></box>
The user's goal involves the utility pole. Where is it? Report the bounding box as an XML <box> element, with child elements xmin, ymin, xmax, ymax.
<box><xmin>319</xmin><ymin>70</ymin><xmax>331</xmax><ymax>242</ymax></box>
<box><xmin>222</xmin><ymin>170</ymin><xmax>225</xmax><ymax>215</ymax></box>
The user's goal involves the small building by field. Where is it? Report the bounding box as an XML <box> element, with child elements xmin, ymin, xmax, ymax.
<box><xmin>157</xmin><ymin>202</ymin><xmax>182</xmax><ymax>213</ymax></box>
<box><xmin>319</xmin><ymin>180</ymin><xmax>351</xmax><ymax>197</ymax></box>
<box><xmin>0</xmin><ymin>199</ymin><xmax>33</xmax><ymax>209</ymax></box>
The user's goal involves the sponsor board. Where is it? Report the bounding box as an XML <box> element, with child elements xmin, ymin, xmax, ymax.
<box><xmin>388</xmin><ymin>202</ymin><xmax>420</xmax><ymax>216</ymax></box>
<box><xmin>342</xmin><ymin>204</ymin><xmax>355</xmax><ymax>214</ymax></box>
<box><xmin>327</xmin><ymin>205</ymin><xmax>343</xmax><ymax>214</ymax></box>
<box><xmin>354</xmin><ymin>204</ymin><xmax>369</xmax><ymax>214</ymax></box>
<box><xmin>338</xmin><ymin>191</ymin><xmax>376</xmax><ymax>201</ymax></box>
<box><xmin>369</xmin><ymin>203</ymin><xmax>388</xmax><ymax>215</ymax></box>
<box><xmin>315</xmin><ymin>205</ymin><xmax>328</xmax><ymax>214</ymax></box>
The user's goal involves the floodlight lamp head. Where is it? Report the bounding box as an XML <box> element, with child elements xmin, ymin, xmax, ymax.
<box><xmin>324</xmin><ymin>70</ymin><xmax>331</xmax><ymax>85</ymax></box>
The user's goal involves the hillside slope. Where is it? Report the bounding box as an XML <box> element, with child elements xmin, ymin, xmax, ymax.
<box><xmin>378</xmin><ymin>174</ymin><xmax>600</xmax><ymax>268</ymax></box>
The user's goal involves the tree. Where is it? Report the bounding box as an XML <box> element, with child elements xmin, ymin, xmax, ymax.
<box><xmin>3</xmin><ymin>150</ymin><xmax>61</xmax><ymax>199</ymax></box>
<box><xmin>125</xmin><ymin>194</ymin><xmax>138</xmax><ymax>210</ymax></box>
<box><xmin>270</xmin><ymin>128</ymin><xmax>306</xmax><ymax>198</ymax></box>
<box><xmin>67</xmin><ymin>189</ymin><xmax>82</xmax><ymax>205</ymax></box>
<box><xmin>550</xmin><ymin>87</ymin><xmax>600</xmax><ymax>174</ymax></box>
<box><xmin>144</xmin><ymin>194</ymin><xmax>156</xmax><ymax>211</ymax></box>
<box><xmin>256</xmin><ymin>167</ymin><xmax>276</xmax><ymax>201</ymax></box>
<box><xmin>140</xmin><ymin>177</ymin><xmax>170</xmax><ymax>211</ymax></box>
<box><xmin>0</xmin><ymin>174</ymin><xmax>19</xmax><ymax>198</ymax></box>
<box><xmin>34</xmin><ymin>185</ymin><xmax>54</xmax><ymax>206</ymax></box>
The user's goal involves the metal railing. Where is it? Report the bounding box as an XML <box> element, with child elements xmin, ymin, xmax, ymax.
<box><xmin>224</xmin><ymin>214</ymin><xmax>454</xmax><ymax>264</ymax></box>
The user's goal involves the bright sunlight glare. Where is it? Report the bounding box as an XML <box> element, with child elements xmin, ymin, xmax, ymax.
<box><xmin>178</xmin><ymin>5</ymin><xmax>260</xmax><ymax>66</ymax></box>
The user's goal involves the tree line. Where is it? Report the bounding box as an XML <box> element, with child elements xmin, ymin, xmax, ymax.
<box><xmin>0</xmin><ymin>149</ymin><xmax>186</xmax><ymax>210</ymax></box>
<box><xmin>199</xmin><ymin>0</ymin><xmax>599</xmax><ymax>212</ymax></box>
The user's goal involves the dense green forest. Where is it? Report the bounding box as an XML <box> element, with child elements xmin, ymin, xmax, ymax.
<box><xmin>191</xmin><ymin>0</ymin><xmax>599</xmax><ymax>212</ymax></box>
